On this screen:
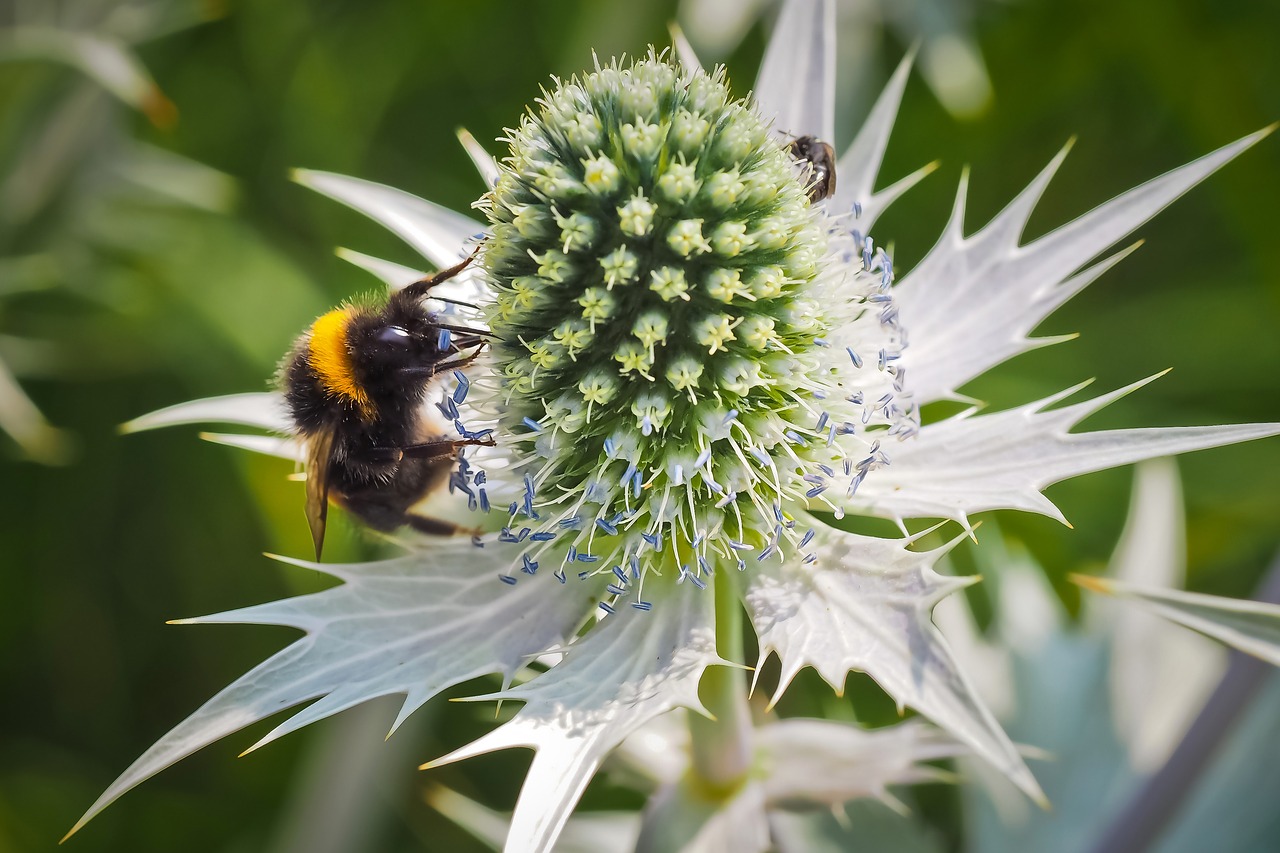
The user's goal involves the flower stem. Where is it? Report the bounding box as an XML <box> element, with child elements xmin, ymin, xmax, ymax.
<box><xmin>687</xmin><ymin>569</ymin><xmax>753</xmax><ymax>796</ymax></box>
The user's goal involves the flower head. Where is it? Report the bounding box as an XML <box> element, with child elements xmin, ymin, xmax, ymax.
<box><xmin>475</xmin><ymin>54</ymin><xmax>913</xmax><ymax>597</ymax></box>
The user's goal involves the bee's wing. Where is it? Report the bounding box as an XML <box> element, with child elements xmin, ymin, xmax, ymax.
<box><xmin>304</xmin><ymin>428</ymin><xmax>336</xmax><ymax>560</ymax></box>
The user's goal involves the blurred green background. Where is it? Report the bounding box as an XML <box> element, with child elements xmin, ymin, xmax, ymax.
<box><xmin>1</xmin><ymin>1</ymin><xmax>1277</xmax><ymax>851</ymax></box>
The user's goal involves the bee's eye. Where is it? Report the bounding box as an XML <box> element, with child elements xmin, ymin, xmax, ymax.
<box><xmin>377</xmin><ymin>325</ymin><xmax>412</xmax><ymax>346</ymax></box>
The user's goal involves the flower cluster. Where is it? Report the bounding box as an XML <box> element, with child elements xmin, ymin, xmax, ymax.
<box><xmin>475</xmin><ymin>56</ymin><xmax>913</xmax><ymax>601</ymax></box>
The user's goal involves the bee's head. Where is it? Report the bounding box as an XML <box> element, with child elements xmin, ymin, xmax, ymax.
<box><xmin>347</xmin><ymin>297</ymin><xmax>445</xmax><ymax>396</ymax></box>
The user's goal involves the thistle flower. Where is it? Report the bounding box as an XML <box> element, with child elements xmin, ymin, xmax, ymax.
<box><xmin>73</xmin><ymin>1</ymin><xmax>1279</xmax><ymax>850</ymax></box>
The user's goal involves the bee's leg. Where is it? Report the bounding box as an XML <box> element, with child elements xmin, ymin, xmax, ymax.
<box><xmin>435</xmin><ymin>322</ymin><xmax>492</xmax><ymax>338</ymax></box>
<box><xmin>397</xmin><ymin>436</ymin><xmax>495</xmax><ymax>460</ymax></box>
<box><xmin>435</xmin><ymin>345</ymin><xmax>486</xmax><ymax>373</ymax></box>
<box><xmin>403</xmin><ymin>513</ymin><xmax>476</xmax><ymax>537</ymax></box>
<box><xmin>400</xmin><ymin>245</ymin><xmax>482</xmax><ymax>299</ymax></box>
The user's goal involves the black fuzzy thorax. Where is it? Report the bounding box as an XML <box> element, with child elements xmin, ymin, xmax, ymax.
<box><xmin>281</xmin><ymin>293</ymin><xmax>450</xmax><ymax>487</ymax></box>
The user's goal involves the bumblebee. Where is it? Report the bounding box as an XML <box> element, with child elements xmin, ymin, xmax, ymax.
<box><xmin>281</xmin><ymin>251</ymin><xmax>492</xmax><ymax>559</ymax></box>
<box><xmin>787</xmin><ymin>135</ymin><xmax>837</xmax><ymax>202</ymax></box>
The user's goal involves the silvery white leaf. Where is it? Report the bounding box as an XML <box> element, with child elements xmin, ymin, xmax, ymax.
<box><xmin>668</xmin><ymin>22</ymin><xmax>703</xmax><ymax>75</ymax></box>
<box><xmin>753</xmin><ymin>0</ymin><xmax>835</xmax><ymax>144</ymax></box>
<box><xmin>67</xmin><ymin>547</ymin><xmax>583</xmax><ymax>839</ymax></box>
<box><xmin>895</xmin><ymin>128</ymin><xmax>1273</xmax><ymax>405</ymax></box>
<box><xmin>121</xmin><ymin>391</ymin><xmax>291</xmax><ymax>434</ymax></box>
<box><xmin>1098</xmin><ymin>460</ymin><xmax>1224</xmax><ymax>772</ymax></box>
<box><xmin>426</xmin><ymin>784</ymin><xmax>640</xmax><ymax>853</ymax></box>
<box><xmin>334</xmin><ymin>247</ymin><xmax>424</xmax><ymax>289</ymax></box>
<box><xmin>743</xmin><ymin>525</ymin><xmax>1044</xmax><ymax>804</ymax></box>
<box><xmin>771</xmin><ymin>801</ymin><xmax>947</xmax><ymax>853</ymax></box>
<box><xmin>760</xmin><ymin>718</ymin><xmax>963</xmax><ymax>808</ymax></box>
<box><xmin>849</xmin><ymin>376</ymin><xmax>1280</xmax><ymax>525</ymax></box>
<box><xmin>831</xmin><ymin>49</ymin><xmax>938</xmax><ymax>232</ymax></box>
<box><xmin>428</xmin><ymin>588</ymin><xmax>724</xmax><ymax>853</ymax></box>
<box><xmin>292</xmin><ymin>168</ymin><xmax>482</xmax><ymax>272</ymax></box>
<box><xmin>199</xmin><ymin>431</ymin><xmax>301</xmax><ymax>462</ymax></box>
<box><xmin>1074</xmin><ymin>574</ymin><xmax>1280</xmax><ymax>667</ymax></box>
<box><xmin>456</xmin><ymin>128</ymin><xmax>501</xmax><ymax>189</ymax></box>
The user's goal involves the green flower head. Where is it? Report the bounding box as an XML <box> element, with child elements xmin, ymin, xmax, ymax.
<box><xmin>476</xmin><ymin>54</ymin><xmax>912</xmax><ymax>600</ymax></box>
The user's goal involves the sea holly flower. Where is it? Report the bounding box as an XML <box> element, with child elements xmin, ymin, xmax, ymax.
<box><xmin>71</xmin><ymin>0</ymin><xmax>1280</xmax><ymax>850</ymax></box>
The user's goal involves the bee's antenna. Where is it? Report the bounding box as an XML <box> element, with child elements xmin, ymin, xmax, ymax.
<box><xmin>429</xmin><ymin>295</ymin><xmax>484</xmax><ymax>311</ymax></box>
<box><xmin>401</xmin><ymin>244</ymin><xmax>483</xmax><ymax>300</ymax></box>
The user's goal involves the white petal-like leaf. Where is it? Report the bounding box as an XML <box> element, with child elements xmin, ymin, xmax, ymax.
<box><xmin>1099</xmin><ymin>460</ymin><xmax>1224</xmax><ymax>772</ymax></box>
<box><xmin>668</xmin><ymin>22</ymin><xmax>703</xmax><ymax>76</ymax></box>
<box><xmin>895</xmin><ymin>128</ymin><xmax>1273</xmax><ymax>405</ymax></box>
<box><xmin>68</xmin><ymin>546</ymin><xmax>585</xmax><ymax>839</ymax></box>
<box><xmin>428</xmin><ymin>783</ymin><xmax>640</xmax><ymax>853</ymax></box>
<box><xmin>770</xmin><ymin>801</ymin><xmax>947</xmax><ymax>853</ymax></box>
<box><xmin>760</xmin><ymin>718</ymin><xmax>963</xmax><ymax>808</ymax></box>
<box><xmin>1074</xmin><ymin>574</ymin><xmax>1280</xmax><ymax>667</ymax></box>
<box><xmin>428</xmin><ymin>588</ymin><xmax>724</xmax><ymax>853</ymax></box>
<box><xmin>292</xmin><ymin>168</ymin><xmax>482</xmax><ymax>271</ymax></box>
<box><xmin>121</xmin><ymin>392</ymin><xmax>291</xmax><ymax>434</ymax></box>
<box><xmin>199</xmin><ymin>431</ymin><xmax>301</xmax><ymax>462</ymax></box>
<box><xmin>456</xmin><ymin>128</ymin><xmax>501</xmax><ymax>189</ymax></box>
<box><xmin>744</xmin><ymin>526</ymin><xmax>1044</xmax><ymax>804</ymax></box>
<box><xmin>831</xmin><ymin>49</ymin><xmax>937</xmax><ymax>231</ymax></box>
<box><xmin>335</xmin><ymin>247</ymin><xmax>425</xmax><ymax>289</ymax></box>
<box><xmin>753</xmin><ymin>0</ymin><xmax>834</xmax><ymax>144</ymax></box>
<box><xmin>849</xmin><ymin>376</ymin><xmax>1280</xmax><ymax>525</ymax></box>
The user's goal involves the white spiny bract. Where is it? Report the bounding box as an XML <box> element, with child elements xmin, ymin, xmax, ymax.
<box><xmin>475</xmin><ymin>56</ymin><xmax>912</xmax><ymax>598</ymax></box>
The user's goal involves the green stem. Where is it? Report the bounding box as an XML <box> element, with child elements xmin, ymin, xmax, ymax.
<box><xmin>687</xmin><ymin>569</ymin><xmax>753</xmax><ymax>796</ymax></box>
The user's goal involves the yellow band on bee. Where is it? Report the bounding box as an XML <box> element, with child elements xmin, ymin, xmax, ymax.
<box><xmin>307</xmin><ymin>308</ymin><xmax>374</xmax><ymax>417</ymax></box>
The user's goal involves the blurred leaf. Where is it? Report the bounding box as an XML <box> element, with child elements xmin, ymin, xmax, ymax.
<box><xmin>0</xmin><ymin>27</ymin><xmax>174</xmax><ymax>126</ymax></box>
<box><xmin>1073</xmin><ymin>574</ymin><xmax>1280</xmax><ymax>667</ymax></box>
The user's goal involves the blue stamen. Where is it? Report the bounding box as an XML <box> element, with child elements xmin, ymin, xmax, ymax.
<box><xmin>499</xmin><ymin>574</ymin><xmax>517</xmax><ymax>585</ymax></box>
<box><xmin>438</xmin><ymin>328</ymin><xmax>452</xmax><ymax>350</ymax></box>
<box><xmin>595</xmin><ymin>517</ymin><xmax>618</xmax><ymax>536</ymax></box>
<box><xmin>599</xmin><ymin>602</ymin><xmax>615</xmax><ymax>615</ymax></box>
<box><xmin>522</xmin><ymin>417</ymin><xmax>543</xmax><ymax>433</ymax></box>
<box><xmin>452</xmin><ymin>371</ymin><xmax>469</xmax><ymax>404</ymax></box>
<box><xmin>632</xmin><ymin>601</ymin><xmax>653</xmax><ymax>611</ymax></box>
<box><xmin>800</xmin><ymin>529</ymin><xmax>815</xmax><ymax>548</ymax></box>
<box><xmin>606</xmin><ymin>583</ymin><xmax>627</xmax><ymax>596</ymax></box>
<box><xmin>530</xmin><ymin>531</ymin><xmax>556</xmax><ymax>541</ymax></box>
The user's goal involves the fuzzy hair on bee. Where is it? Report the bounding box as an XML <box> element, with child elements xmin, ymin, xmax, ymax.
<box><xmin>279</xmin><ymin>251</ymin><xmax>492</xmax><ymax>558</ymax></box>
